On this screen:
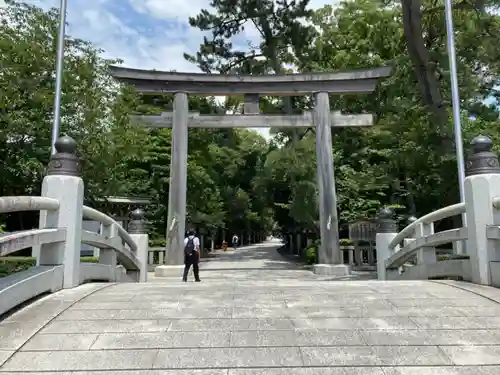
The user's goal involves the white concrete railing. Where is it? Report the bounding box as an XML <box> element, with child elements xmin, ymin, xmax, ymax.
<box><xmin>376</xmin><ymin>135</ymin><xmax>500</xmax><ymax>286</ymax></box>
<box><xmin>0</xmin><ymin>136</ymin><xmax>149</xmax><ymax>317</ymax></box>
<box><xmin>377</xmin><ymin>203</ymin><xmax>467</xmax><ymax>281</ymax></box>
<box><xmin>0</xmin><ymin>196</ymin><xmax>148</xmax><ymax>316</ymax></box>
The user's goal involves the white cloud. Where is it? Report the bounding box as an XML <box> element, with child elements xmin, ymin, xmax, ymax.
<box><xmin>129</xmin><ymin>0</ymin><xmax>208</xmax><ymax>20</ymax></box>
<box><xmin>21</xmin><ymin>0</ymin><xmax>335</xmax><ymax>139</ymax></box>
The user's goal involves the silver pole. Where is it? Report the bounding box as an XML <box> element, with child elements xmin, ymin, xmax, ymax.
<box><xmin>51</xmin><ymin>0</ymin><xmax>68</xmax><ymax>155</ymax></box>
<box><xmin>445</xmin><ymin>0</ymin><xmax>467</xmax><ymax>255</ymax></box>
<box><xmin>444</xmin><ymin>0</ymin><xmax>466</xmax><ymax>203</ymax></box>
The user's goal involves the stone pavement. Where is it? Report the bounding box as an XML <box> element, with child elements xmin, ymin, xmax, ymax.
<box><xmin>2</xmin><ymin>240</ymin><xmax>500</xmax><ymax>374</ymax></box>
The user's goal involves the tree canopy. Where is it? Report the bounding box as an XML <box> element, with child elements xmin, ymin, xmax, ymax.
<box><xmin>0</xmin><ymin>1</ymin><xmax>273</xmax><ymax>244</ymax></box>
<box><xmin>1</xmin><ymin>0</ymin><xmax>500</xmax><ymax>246</ymax></box>
<box><xmin>188</xmin><ymin>0</ymin><xmax>500</xmax><ymax>235</ymax></box>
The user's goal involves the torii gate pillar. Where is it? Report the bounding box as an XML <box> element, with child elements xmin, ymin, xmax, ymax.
<box><xmin>165</xmin><ymin>92</ymin><xmax>189</xmax><ymax>265</ymax></box>
<box><xmin>314</xmin><ymin>92</ymin><xmax>341</xmax><ymax>266</ymax></box>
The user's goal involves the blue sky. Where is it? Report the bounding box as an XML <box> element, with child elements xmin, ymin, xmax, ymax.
<box><xmin>4</xmin><ymin>0</ymin><xmax>332</xmax><ymax>139</ymax></box>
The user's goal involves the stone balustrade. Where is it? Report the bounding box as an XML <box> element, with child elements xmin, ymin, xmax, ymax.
<box><xmin>376</xmin><ymin>135</ymin><xmax>500</xmax><ymax>286</ymax></box>
<box><xmin>0</xmin><ymin>136</ymin><xmax>148</xmax><ymax>316</ymax></box>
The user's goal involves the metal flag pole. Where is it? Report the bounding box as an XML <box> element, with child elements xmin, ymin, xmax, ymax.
<box><xmin>51</xmin><ymin>0</ymin><xmax>68</xmax><ymax>155</ymax></box>
<box><xmin>444</xmin><ymin>0</ymin><xmax>466</xmax><ymax>203</ymax></box>
<box><xmin>445</xmin><ymin>0</ymin><xmax>467</xmax><ymax>255</ymax></box>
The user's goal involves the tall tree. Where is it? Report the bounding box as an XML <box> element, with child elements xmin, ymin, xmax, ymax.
<box><xmin>185</xmin><ymin>0</ymin><xmax>315</xmax><ymax>75</ymax></box>
<box><xmin>400</xmin><ymin>0</ymin><xmax>500</xmax><ymax>147</ymax></box>
<box><xmin>0</xmin><ymin>1</ymin><xmax>143</xmax><ymax>229</ymax></box>
<box><xmin>186</xmin><ymin>0</ymin><xmax>319</xmax><ymax>143</ymax></box>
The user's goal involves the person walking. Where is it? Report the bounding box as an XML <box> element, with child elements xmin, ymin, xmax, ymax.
<box><xmin>182</xmin><ymin>229</ymin><xmax>201</xmax><ymax>282</ymax></box>
<box><xmin>232</xmin><ymin>234</ymin><xmax>239</xmax><ymax>249</ymax></box>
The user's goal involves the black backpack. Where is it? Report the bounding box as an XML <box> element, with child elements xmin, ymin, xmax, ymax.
<box><xmin>184</xmin><ymin>237</ymin><xmax>195</xmax><ymax>256</ymax></box>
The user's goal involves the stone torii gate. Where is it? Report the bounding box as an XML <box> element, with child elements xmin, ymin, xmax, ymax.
<box><xmin>109</xmin><ymin>66</ymin><xmax>391</xmax><ymax>275</ymax></box>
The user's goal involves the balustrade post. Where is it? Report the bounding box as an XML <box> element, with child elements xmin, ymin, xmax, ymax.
<box><xmin>296</xmin><ymin>232</ymin><xmax>301</xmax><ymax>255</ymax></box>
<box><xmin>353</xmin><ymin>241</ymin><xmax>362</xmax><ymax>265</ymax></box>
<box><xmin>128</xmin><ymin>208</ymin><xmax>149</xmax><ymax>282</ymax></box>
<box><xmin>348</xmin><ymin>248</ymin><xmax>354</xmax><ymax>265</ymax></box>
<box><xmin>306</xmin><ymin>236</ymin><xmax>312</xmax><ymax>248</ymax></box>
<box><xmin>37</xmin><ymin>136</ymin><xmax>84</xmax><ymax>289</ymax></box>
<box><xmin>376</xmin><ymin>207</ymin><xmax>398</xmax><ymax>281</ymax></box>
<box><xmin>464</xmin><ymin>135</ymin><xmax>500</xmax><ymax>285</ymax></box>
<box><xmin>415</xmin><ymin>222</ymin><xmax>436</xmax><ymax>265</ymax></box>
<box><xmin>100</xmin><ymin>222</ymin><xmax>118</xmax><ymax>280</ymax></box>
<box><xmin>367</xmin><ymin>242</ymin><xmax>375</xmax><ymax>266</ymax></box>
<box><xmin>405</xmin><ymin>216</ymin><xmax>417</xmax><ymax>239</ymax></box>
<box><xmin>210</xmin><ymin>229</ymin><xmax>215</xmax><ymax>251</ymax></box>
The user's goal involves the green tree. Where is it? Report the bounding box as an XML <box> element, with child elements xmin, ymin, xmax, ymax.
<box><xmin>0</xmin><ymin>1</ymin><xmax>144</xmax><ymax>230</ymax></box>
<box><xmin>302</xmin><ymin>0</ymin><xmax>500</xmax><ymax>221</ymax></box>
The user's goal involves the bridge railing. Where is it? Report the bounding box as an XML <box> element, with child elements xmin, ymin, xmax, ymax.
<box><xmin>0</xmin><ymin>136</ymin><xmax>148</xmax><ymax>316</ymax></box>
<box><xmin>376</xmin><ymin>135</ymin><xmax>500</xmax><ymax>286</ymax></box>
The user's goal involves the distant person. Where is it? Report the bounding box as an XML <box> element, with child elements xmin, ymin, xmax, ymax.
<box><xmin>182</xmin><ymin>229</ymin><xmax>201</xmax><ymax>282</ymax></box>
<box><xmin>232</xmin><ymin>234</ymin><xmax>239</xmax><ymax>249</ymax></box>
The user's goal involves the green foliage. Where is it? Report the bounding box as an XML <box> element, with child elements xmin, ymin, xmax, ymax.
<box><xmin>80</xmin><ymin>257</ymin><xmax>99</xmax><ymax>263</ymax></box>
<box><xmin>0</xmin><ymin>256</ymin><xmax>35</xmax><ymax>277</ymax></box>
<box><xmin>0</xmin><ymin>2</ymin><xmax>274</xmax><ymax>243</ymax></box>
<box><xmin>305</xmin><ymin>247</ymin><xmax>316</xmax><ymax>265</ymax></box>
<box><xmin>437</xmin><ymin>254</ymin><xmax>471</xmax><ymax>261</ymax></box>
<box><xmin>249</xmin><ymin>0</ymin><xmax>500</xmax><ymax>236</ymax></box>
<box><xmin>339</xmin><ymin>239</ymin><xmax>354</xmax><ymax>246</ymax></box>
<box><xmin>186</xmin><ymin>0</ymin><xmax>316</xmax><ymax>74</ymax></box>
<box><xmin>0</xmin><ymin>256</ymin><xmax>99</xmax><ymax>277</ymax></box>
<box><xmin>3</xmin><ymin>0</ymin><xmax>500</xmax><ymax>251</ymax></box>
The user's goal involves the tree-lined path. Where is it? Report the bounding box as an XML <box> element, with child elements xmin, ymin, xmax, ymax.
<box><xmin>2</xmin><ymin>241</ymin><xmax>500</xmax><ymax>374</ymax></box>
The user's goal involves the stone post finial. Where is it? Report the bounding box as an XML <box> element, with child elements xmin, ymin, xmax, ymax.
<box><xmin>377</xmin><ymin>207</ymin><xmax>397</xmax><ymax>233</ymax></box>
<box><xmin>128</xmin><ymin>208</ymin><xmax>147</xmax><ymax>234</ymax></box>
<box><xmin>407</xmin><ymin>216</ymin><xmax>418</xmax><ymax>225</ymax></box>
<box><xmin>466</xmin><ymin>135</ymin><xmax>500</xmax><ymax>176</ymax></box>
<box><xmin>47</xmin><ymin>135</ymin><xmax>81</xmax><ymax>177</ymax></box>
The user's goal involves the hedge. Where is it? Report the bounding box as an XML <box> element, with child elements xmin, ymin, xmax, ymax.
<box><xmin>0</xmin><ymin>256</ymin><xmax>99</xmax><ymax>278</ymax></box>
<box><xmin>437</xmin><ymin>254</ymin><xmax>470</xmax><ymax>261</ymax></box>
<box><xmin>305</xmin><ymin>247</ymin><xmax>316</xmax><ymax>265</ymax></box>
<box><xmin>302</xmin><ymin>247</ymin><xmax>470</xmax><ymax>266</ymax></box>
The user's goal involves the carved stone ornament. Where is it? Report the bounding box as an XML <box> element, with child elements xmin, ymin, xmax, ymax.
<box><xmin>377</xmin><ymin>207</ymin><xmax>397</xmax><ymax>233</ymax></box>
<box><xmin>47</xmin><ymin>135</ymin><xmax>81</xmax><ymax>177</ymax></box>
<box><xmin>407</xmin><ymin>216</ymin><xmax>418</xmax><ymax>225</ymax></box>
<box><xmin>128</xmin><ymin>208</ymin><xmax>147</xmax><ymax>234</ymax></box>
<box><xmin>466</xmin><ymin>135</ymin><xmax>500</xmax><ymax>176</ymax></box>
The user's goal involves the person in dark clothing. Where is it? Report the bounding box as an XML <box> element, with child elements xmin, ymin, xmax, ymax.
<box><xmin>232</xmin><ymin>234</ymin><xmax>239</xmax><ymax>249</ymax></box>
<box><xmin>182</xmin><ymin>229</ymin><xmax>201</xmax><ymax>282</ymax></box>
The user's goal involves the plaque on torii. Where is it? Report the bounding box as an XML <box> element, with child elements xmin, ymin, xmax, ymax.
<box><xmin>109</xmin><ymin>65</ymin><xmax>391</xmax><ymax>275</ymax></box>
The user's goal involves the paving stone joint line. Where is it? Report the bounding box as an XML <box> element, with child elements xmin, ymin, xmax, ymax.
<box><xmin>3</xmin><ymin>240</ymin><xmax>500</xmax><ymax>373</ymax></box>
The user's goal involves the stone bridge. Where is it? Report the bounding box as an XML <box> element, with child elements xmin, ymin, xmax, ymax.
<box><xmin>3</xmin><ymin>133</ymin><xmax>500</xmax><ymax>374</ymax></box>
<box><xmin>2</xmin><ymin>240</ymin><xmax>500</xmax><ymax>374</ymax></box>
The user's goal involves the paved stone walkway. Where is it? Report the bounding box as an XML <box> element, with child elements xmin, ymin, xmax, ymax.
<box><xmin>2</xmin><ymin>240</ymin><xmax>500</xmax><ymax>374</ymax></box>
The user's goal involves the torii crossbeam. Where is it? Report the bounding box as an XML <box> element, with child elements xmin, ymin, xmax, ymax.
<box><xmin>130</xmin><ymin>112</ymin><xmax>374</xmax><ymax>128</ymax></box>
<box><xmin>109</xmin><ymin>65</ymin><xmax>391</xmax><ymax>276</ymax></box>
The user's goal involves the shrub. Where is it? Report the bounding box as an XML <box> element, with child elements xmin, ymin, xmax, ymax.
<box><xmin>149</xmin><ymin>238</ymin><xmax>166</xmax><ymax>247</ymax></box>
<box><xmin>0</xmin><ymin>256</ymin><xmax>35</xmax><ymax>277</ymax></box>
<box><xmin>305</xmin><ymin>247</ymin><xmax>317</xmax><ymax>265</ymax></box>
<box><xmin>0</xmin><ymin>256</ymin><xmax>100</xmax><ymax>278</ymax></box>
<box><xmin>437</xmin><ymin>254</ymin><xmax>470</xmax><ymax>261</ymax></box>
<box><xmin>340</xmin><ymin>238</ymin><xmax>354</xmax><ymax>246</ymax></box>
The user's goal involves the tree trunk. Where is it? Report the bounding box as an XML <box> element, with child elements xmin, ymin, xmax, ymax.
<box><xmin>401</xmin><ymin>0</ymin><xmax>452</xmax><ymax>149</ymax></box>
